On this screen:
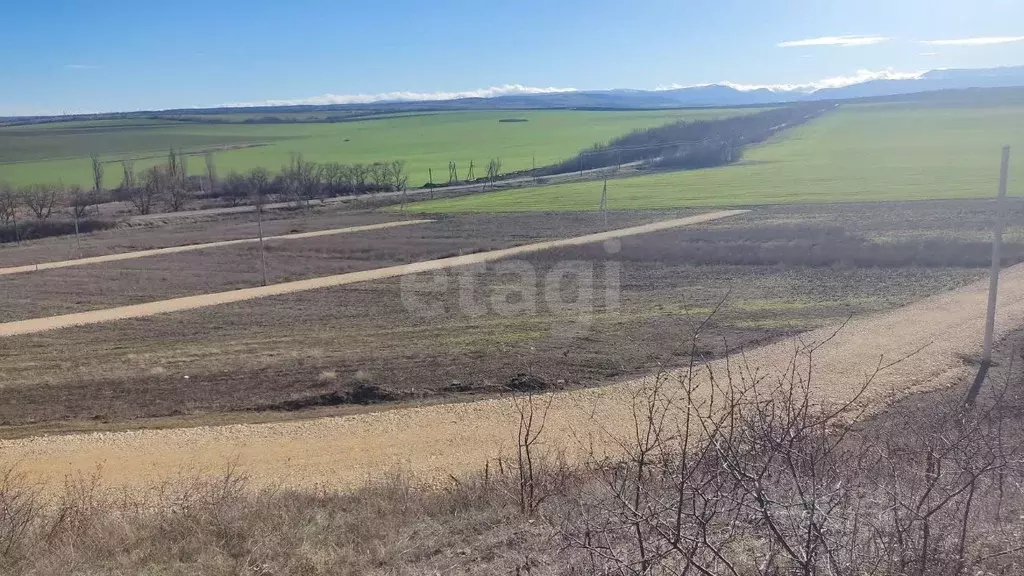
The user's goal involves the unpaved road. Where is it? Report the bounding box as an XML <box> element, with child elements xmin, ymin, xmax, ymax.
<box><xmin>0</xmin><ymin>211</ymin><xmax>745</xmax><ymax>336</ymax></box>
<box><xmin>3</xmin><ymin>262</ymin><xmax>1023</xmax><ymax>490</ymax></box>
<box><xmin>0</xmin><ymin>220</ymin><xmax>433</xmax><ymax>276</ymax></box>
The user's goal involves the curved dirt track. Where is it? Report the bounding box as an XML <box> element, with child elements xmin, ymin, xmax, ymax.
<box><xmin>0</xmin><ymin>211</ymin><xmax>746</xmax><ymax>336</ymax></box>
<box><xmin>3</xmin><ymin>263</ymin><xmax>1024</xmax><ymax>490</ymax></box>
<box><xmin>0</xmin><ymin>219</ymin><xmax>433</xmax><ymax>277</ymax></box>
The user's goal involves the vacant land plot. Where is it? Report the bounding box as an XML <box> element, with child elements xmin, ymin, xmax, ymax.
<box><xmin>0</xmin><ymin>109</ymin><xmax>748</xmax><ymax>188</ymax></box>
<box><xmin>0</xmin><ymin>212</ymin><xmax>743</xmax><ymax>335</ymax></box>
<box><xmin>0</xmin><ymin>219</ymin><xmax>433</xmax><ymax>276</ymax></box>
<box><xmin>408</xmin><ymin>103</ymin><xmax>1024</xmax><ymax>212</ymax></box>
<box><xmin>0</xmin><ymin>200</ymin><xmax>1014</xmax><ymax>435</ymax></box>
<box><xmin>3</xmin><ymin>256</ymin><xmax>1022</xmax><ymax>489</ymax></box>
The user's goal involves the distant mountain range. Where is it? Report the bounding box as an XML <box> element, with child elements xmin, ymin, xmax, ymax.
<box><xmin>204</xmin><ymin>65</ymin><xmax>1024</xmax><ymax>115</ymax></box>
<box><xmin>490</xmin><ymin>65</ymin><xmax>1024</xmax><ymax>109</ymax></box>
<box><xmin>4</xmin><ymin>66</ymin><xmax>1024</xmax><ymax>122</ymax></box>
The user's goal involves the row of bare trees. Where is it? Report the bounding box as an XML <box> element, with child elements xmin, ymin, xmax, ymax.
<box><xmin>0</xmin><ymin>182</ymin><xmax>103</xmax><ymax>225</ymax></box>
<box><xmin>113</xmin><ymin>150</ymin><xmax>194</xmax><ymax>215</ymax></box>
<box><xmin>214</xmin><ymin>156</ymin><xmax>409</xmax><ymax>208</ymax></box>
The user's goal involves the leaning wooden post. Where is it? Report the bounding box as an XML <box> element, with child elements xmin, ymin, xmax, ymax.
<box><xmin>600</xmin><ymin>179</ymin><xmax>608</xmax><ymax>227</ymax></box>
<box><xmin>256</xmin><ymin>196</ymin><xmax>268</xmax><ymax>287</ymax></box>
<box><xmin>967</xmin><ymin>145</ymin><xmax>1011</xmax><ymax>405</ymax></box>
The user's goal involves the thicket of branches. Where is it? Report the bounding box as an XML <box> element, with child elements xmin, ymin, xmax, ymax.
<box><xmin>538</xmin><ymin>103</ymin><xmax>833</xmax><ymax>176</ymax></box>
<box><xmin>211</xmin><ymin>156</ymin><xmax>409</xmax><ymax>208</ymax></box>
<box><xmin>0</xmin><ymin>180</ymin><xmax>111</xmax><ymax>242</ymax></box>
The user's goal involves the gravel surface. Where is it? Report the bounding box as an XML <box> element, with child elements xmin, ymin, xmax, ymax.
<box><xmin>0</xmin><ymin>211</ymin><xmax>745</xmax><ymax>336</ymax></box>
<box><xmin>0</xmin><ymin>220</ymin><xmax>433</xmax><ymax>276</ymax></box>
<box><xmin>2</xmin><ymin>260</ymin><xmax>1022</xmax><ymax>490</ymax></box>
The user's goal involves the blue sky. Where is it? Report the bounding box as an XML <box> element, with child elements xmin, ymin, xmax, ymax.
<box><xmin>1</xmin><ymin>0</ymin><xmax>1023</xmax><ymax>115</ymax></box>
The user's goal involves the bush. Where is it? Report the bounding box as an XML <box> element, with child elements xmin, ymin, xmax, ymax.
<box><xmin>0</xmin><ymin>219</ymin><xmax>117</xmax><ymax>243</ymax></box>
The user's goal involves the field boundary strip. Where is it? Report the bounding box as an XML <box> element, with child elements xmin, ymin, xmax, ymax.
<box><xmin>1</xmin><ymin>259</ymin><xmax>1022</xmax><ymax>490</ymax></box>
<box><xmin>0</xmin><ymin>210</ymin><xmax>747</xmax><ymax>336</ymax></box>
<box><xmin>0</xmin><ymin>220</ymin><xmax>434</xmax><ymax>276</ymax></box>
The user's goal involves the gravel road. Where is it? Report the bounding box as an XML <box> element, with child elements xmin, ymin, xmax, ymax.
<box><xmin>0</xmin><ymin>220</ymin><xmax>433</xmax><ymax>276</ymax></box>
<box><xmin>2</xmin><ymin>259</ymin><xmax>1022</xmax><ymax>490</ymax></box>
<box><xmin>0</xmin><ymin>211</ymin><xmax>745</xmax><ymax>336</ymax></box>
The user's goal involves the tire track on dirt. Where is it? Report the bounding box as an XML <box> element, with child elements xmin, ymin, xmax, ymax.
<box><xmin>0</xmin><ymin>220</ymin><xmax>433</xmax><ymax>276</ymax></box>
<box><xmin>0</xmin><ymin>211</ymin><xmax>746</xmax><ymax>336</ymax></box>
<box><xmin>3</xmin><ymin>261</ymin><xmax>1023</xmax><ymax>491</ymax></box>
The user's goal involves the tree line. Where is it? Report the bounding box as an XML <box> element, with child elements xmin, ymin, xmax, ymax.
<box><xmin>114</xmin><ymin>151</ymin><xmax>412</xmax><ymax>215</ymax></box>
<box><xmin>210</xmin><ymin>156</ymin><xmax>410</xmax><ymax>210</ymax></box>
<box><xmin>537</xmin><ymin>102</ymin><xmax>834</xmax><ymax>175</ymax></box>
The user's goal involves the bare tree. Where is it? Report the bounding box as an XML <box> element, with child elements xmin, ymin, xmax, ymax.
<box><xmin>164</xmin><ymin>178</ymin><xmax>190</xmax><ymax>212</ymax></box>
<box><xmin>0</xmin><ymin>182</ymin><xmax>17</xmax><ymax>226</ymax></box>
<box><xmin>247</xmin><ymin>167</ymin><xmax>272</xmax><ymax>209</ymax></box>
<box><xmin>161</xmin><ymin>149</ymin><xmax>190</xmax><ymax>212</ymax></box>
<box><xmin>66</xmin><ymin>184</ymin><xmax>95</xmax><ymax>220</ymax></box>
<box><xmin>350</xmin><ymin>164</ymin><xmax>369</xmax><ymax>193</ymax></box>
<box><xmin>117</xmin><ymin>159</ymin><xmax>137</xmax><ymax>210</ymax></box>
<box><xmin>90</xmin><ymin>153</ymin><xmax>104</xmax><ymax>195</ymax></box>
<box><xmin>132</xmin><ymin>166</ymin><xmax>168</xmax><ymax>215</ymax></box>
<box><xmin>369</xmin><ymin>162</ymin><xmax>391</xmax><ymax>191</ymax></box>
<box><xmin>282</xmin><ymin>154</ymin><xmax>324</xmax><ymax>207</ymax></box>
<box><xmin>21</xmin><ymin>184</ymin><xmax>59</xmax><ymax>220</ymax></box>
<box><xmin>390</xmin><ymin>160</ymin><xmax>408</xmax><ymax>193</ymax></box>
<box><xmin>486</xmin><ymin>158</ymin><xmax>503</xmax><ymax>188</ymax></box>
<box><xmin>219</xmin><ymin>172</ymin><xmax>250</xmax><ymax>207</ymax></box>
<box><xmin>204</xmin><ymin>152</ymin><xmax>217</xmax><ymax>194</ymax></box>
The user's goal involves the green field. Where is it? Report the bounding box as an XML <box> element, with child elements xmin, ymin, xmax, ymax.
<box><xmin>408</xmin><ymin>103</ymin><xmax>1024</xmax><ymax>212</ymax></box>
<box><xmin>0</xmin><ymin>109</ymin><xmax>748</xmax><ymax>188</ymax></box>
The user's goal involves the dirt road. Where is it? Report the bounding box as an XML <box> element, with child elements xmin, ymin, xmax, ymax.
<box><xmin>0</xmin><ymin>211</ymin><xmax>745</xmax><ymax>336</ymax></box>
<box><xmin>2</xmin><ymin>261</ymin><xmax>1022</xmax><ymax>490</ymax></box>
<box><xmin>0</xmin><ymin>220</ymin><xmax>433</xmax><ymax>276</ymax></box>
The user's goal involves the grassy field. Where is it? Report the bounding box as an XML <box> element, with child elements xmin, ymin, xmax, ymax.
<box><xmin>407</xmin><ymin>102</ymin><xmax>1024</xmax><ymax>212</ymax></box>
<box><xmin>0</xmin><ymin>109</ymin><xmax>747</xmax><ymax>189</ymax></box>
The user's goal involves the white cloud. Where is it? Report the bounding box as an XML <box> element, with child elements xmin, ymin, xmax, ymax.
<box><xmin>918</xmin><ymin>52</ymin><xmax>940</xmax><ymax>56</ymax></box>
<box><xmin>777</xmin><ymin>35</ymin><xmax>889</xmax><ymax>48</ymax></box>
<box><xmin>228</xmin><ymin>84</ymin><xmax>577</xmax><ymax>107</ymax></box>
<box><xmin>658</xmin><ymin>69</ymin><xmax>926</xmax><ymax>94</ymax></box>
<box><xmin>919</xmin><ymin>36</ymin><xmax>1024</xmax><ymax>46</ymax></box>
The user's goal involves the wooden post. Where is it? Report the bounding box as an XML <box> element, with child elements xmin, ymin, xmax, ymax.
<box><xmin>600</xmin><ymin>179</ymin><xmax>608</xmax><ymax>227</ymax></box>
<box><xmin>73</xmin><ymin>211</ymin><xmax>81</xmax><ymax>256</ymax></box>
<box><xmin>967</xmin><ymin>145</ymin><xmax>1011</xmax><ymax>405</ymax></box>
<box><xmin>256</xmin><ymin>198</ymin><xmax>268</xmax><ymax>287</ymax></box>
<box><xmin>579</xmin><ymin>154</ymin><xmax>584</xmax><ymax>177</ymax></box>
<box><xmin>428</xmin><ymin>168</ymin><xmax>434</xmax><ymax>200</ymax></box>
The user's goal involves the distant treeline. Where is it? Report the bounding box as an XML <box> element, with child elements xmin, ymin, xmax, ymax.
<box><xmin>538</xmin><ymin>103</ymin><xmax>835</xmax><ymax>175</ymax></box>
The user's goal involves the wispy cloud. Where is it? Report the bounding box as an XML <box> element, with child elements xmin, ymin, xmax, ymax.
<box><xmin>64</xmin><ymin>64</ymin><xmax>102</xmax><ymax>70</ymax></box>
<box><xmin>919</xmin><ymin>36</ymin><xmax>1024</xmax><ymax>46</ymax></box>
<box><xmin>227</xmin><ymin>84</ymin><xmax>577</xmax><ymax>107</ymax></box>
<box><xmin>777</xmin><ymin>35</ymin><xmax>889</xmax><ymax>48</ymax></box>
<box><xmin>918</xmin><ymin>52</ymin><xmax>940</xmax><ymax>56</ymax></box>
<box><xmin>658</xmin><ymin>68</ymin><xmax>926</xmax><ymax>94</ymax></box>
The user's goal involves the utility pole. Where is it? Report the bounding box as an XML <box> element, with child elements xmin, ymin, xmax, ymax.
<box><xmin>967</xmin><ymin>145</ymin><xmax>1011</xmax><ymax>405</ymax></box>
<box><xmin>256</xmin><ymin>197</ymin><xmax>268</xmax><ymax>287</ymax></box>
<box><xmin>600</xmin><ymin>179</ymin><xmax>608</xmax><ymax>227</ymax></box>
<box><xmin>73</xmin><ymin>211</ymin><xmax>81</xmax><ymax>256</ymax></box>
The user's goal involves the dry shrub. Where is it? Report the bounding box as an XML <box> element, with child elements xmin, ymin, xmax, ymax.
<box><xmin>557</xmin><ymin>335</ymin><xmax>1024</xmax><ymax>575</ymax></box>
